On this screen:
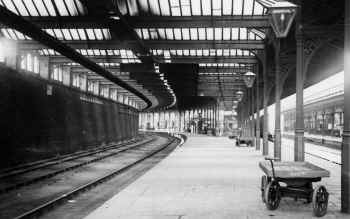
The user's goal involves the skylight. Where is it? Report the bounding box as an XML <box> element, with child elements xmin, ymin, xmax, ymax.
<box><xmin>0</xmin><ymin>0</ymin><xmax>86</xmax><ymax>16</ymax></box>
<box><xmin>136</xmin><ymin>28</ymin><xmax>265</xmax><ymax>40</ymax></box>
<box><xmin>120</xmin><ymin>0</ymin><xmax>267</xmax><ymax>16</ymax></box>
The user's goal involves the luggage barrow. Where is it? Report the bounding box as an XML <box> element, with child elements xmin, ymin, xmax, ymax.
<box><xmin>259</xmin><ymin>157</ymin><xmax>330</xmax><ymax>217</ymax></box>
<box><xmin>235</xmin><ymin>136</ymin><xmax>253</xmax><ymax>147</ymax></box>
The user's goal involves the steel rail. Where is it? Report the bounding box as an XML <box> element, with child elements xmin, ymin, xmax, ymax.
<box><xmin>14</xmin><ymin>136</ymin><xmax>179</xmax><ymax>219</ymax></box>
<box><xmin>0</xmin><ymin>138</ymin><xmax>156</xmax><ymax>194</ymax></box>
<box><xmin>0</xmin><ymin>138</ymin><xmax>142</xmax><ymax>178</ymax></box>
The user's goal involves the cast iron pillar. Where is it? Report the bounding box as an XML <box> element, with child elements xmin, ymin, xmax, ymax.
<box><xmin>342</xmin><ymin>0</ymin><xmax>350</xmax><ymax>212</ymax></box>
<box><xmin>251</xmin><ymin>86</ymin><xmax>256</xmax><ymax>147</ymax></box>
<box><xmin>294</xmin><ymin>7</ymin><xmax>305</xmax><ymax>161</ymax></box>
<box><xmin>274</xmin><ymin>39</ymin><xmax>282</xmax><ymax>160</ymax></box>
<box><xmin>247</xmin><ymin>89</ymin><xmax>251</xmax><ymax>137</ymax></box>
<box><xmin>263</xmin><ymin>56</ymin><xmax>270</xmax><ymax>154</ymax></box>
<box><xmin>256</xmin><ymin>65</ymin><xmax>261</xmax><ymax>150</ymax></box>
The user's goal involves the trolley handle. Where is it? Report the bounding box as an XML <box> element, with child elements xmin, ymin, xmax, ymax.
<box><xmin>264</xmin><ymin>157</ymin><xmax>280</xmax><ymax>179</ymax></box>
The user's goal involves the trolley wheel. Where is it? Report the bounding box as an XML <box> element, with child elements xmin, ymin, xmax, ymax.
<box><xmin>312</xmin><ymin>185</ymin><xmax>328</xmax><ymax>217</ymax></box>
<box><xmin>264</xmin><ymin>181</ymin><xmax>281</xmax><ymax>210</ymax></box>
<box><xmin>261</xmin><ymin>175</ymin><xmax>267</xmax><ymax>203</ymax></box>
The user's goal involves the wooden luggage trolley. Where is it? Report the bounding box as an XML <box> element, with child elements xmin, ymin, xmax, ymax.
<box><xmin>259</xmin><ymin>157</ymin><xmax>330</xmax><ymax>217</ymax></box>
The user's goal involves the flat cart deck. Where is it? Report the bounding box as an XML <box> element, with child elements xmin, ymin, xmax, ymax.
<box><xmin>235</xmin><ymin>136</ymin><xmax>254</xmax><ymax>147</ymax></box>
<box><xmin>259</xmin><ymin>158</ymin><xmax>330</xmax><ymax>217</ymax></box>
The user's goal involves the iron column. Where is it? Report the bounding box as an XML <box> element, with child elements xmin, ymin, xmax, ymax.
<box><xmin>256</xmin><ymin>65</ymin><xmax>261</xmax><ymax>150</ymax></box>
<box><xmin>274</xmin><ymin>39</ymin><xmax>282</xmax><ymax>160</ymax></box>
<box><xmin>294</xmin><ymin>7</ymin><xmax>305</xmax><ymax>161</ymax></box>
<box><xmin>342</xmin><ymin>0</ymin><xmax>350</xmax><ymax>212</ymax></box>
<box><xmin>263</xmin><ymin>53</ymin><xmax>269</xmax><ymax>155</ymax></box>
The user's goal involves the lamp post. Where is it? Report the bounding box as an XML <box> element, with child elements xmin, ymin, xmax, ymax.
<box><xmin>257</xmin><ymin>0</ymin><xmax>297</xmax><ymax>160</ymax></box>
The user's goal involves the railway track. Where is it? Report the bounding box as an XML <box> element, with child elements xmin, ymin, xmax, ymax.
<box><xmin>0</xmin><ymin>136</ymin><xmax>156</xmax><ymax>194</ymax></box>
<box><xmin>0</xmin><ymin>134</ymin><xmax>179</xmax><ymax>219</ymax></box>
<box><xmin>0</xmin><ymin>137</ymin><xmax>143</xmax><ymax>177</ymax></box>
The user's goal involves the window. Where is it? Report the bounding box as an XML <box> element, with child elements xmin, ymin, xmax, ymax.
<box><xmin>20</xmin><ymin>53</ymin><xmax>40</xmax><ymax>74</ymax></box>
<box><xmin>88</xmin><ymin>80</ymin><xmax>99</xmax><ymax>95</ymax></box>
<box><xmin>100</xmin><ymin>85</ymin><xmax>109</xmax><ymax>98</ymax></box>
<box><xmin>110</xmin><ymin>89</ymin><xmax>117</xmax><ymax>101</ymax></box>
<box><xmin>33</xmin><ymin>56</ymin><xmax>39</xmax><ymax>73</ymax></box>
<box><xmin>51</xmin><ymin>65</ymin><xmax>63</xmax><ymax>82</ymax></box>
<box><xmin>72</xmin><ymin>73</ymin><xmax>87</xmax><ymax>90</ymax></box>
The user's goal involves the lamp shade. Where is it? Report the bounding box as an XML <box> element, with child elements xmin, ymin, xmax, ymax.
<box><xmin>270</xmin><ymin>8</ymin><xmax>297</xmax><ymax>38</ymax></box>
<box><xmin>236</xmin><ymin>90</ymin><xmax>244</xmax><ymax>99</ymax></box>
<box><xmin>243</xmin><ymin>71</ymin><xmax>256</xmax><ymax>88</ymax></box>
<box><xmin>256</xmin><ymin>0</ymin><xmax>298</xmax><ymax>38</ymax></box>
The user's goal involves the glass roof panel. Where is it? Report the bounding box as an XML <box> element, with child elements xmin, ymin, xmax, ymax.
<box><xmin>240</xmin><ymin>28</ymin><xmax>247</xmax><ymax>40</ymax></box>
<box><xmin>142</xmin><ymin>28</ymin><xmax>150</xmax><ymax>40</ymax></box>
<box><xmin>190</xmin><ymin>28</ymin><xmax>198</xmax><ymax>40</ymax></box>
<box><xmin>12</xmin><ymin>0</ymin><xmax>29</xmax><ymax>16</ymax></box>
<box><xmin>244</xmin><ymin>0</ymin><xmax>254</xmax><ymax>15</ymax></box>
<box><xmin>198</xmin><ymin>28</ymin><xmax>206</xmax><ymax>40</ymax></box>
<box><xmin>73</xmin><ymin>0</ymin><xmax>87</xmax><ymax>15</ymax></box>
<box><xmin>206</xmin><ymin>28</ymin><xmax>213</xmax><ymax>40</ymax></box>
<box><xmin>212</xmin><ymin>0</ymin><xmax>222</xmax><ymax>16</ymax></box>
<box><xmin>70</xmin><ymin>29</ymin><xmax>80</xmax><ymax>40</ymax></box>
<box><xmin>254</xmin><ymin>0</ymin><xmax>264</xmax><ymax>15</ymax></box>
<box><xmin>66</xmin><ymin>0</ymin><xmax>79</xmax><ymax>15</ymax></box>
<box><xmin>181</xmin><ymin>0</ymin><xmax>191</xmax><ymax>16</ymax></box>
<box><xmin>56</xmin><ymin>0</ymin><xmax>70</xmax><ymax>16</ymax></box>
<box><xmin>158</xmin><ymin>28</ymin><xmax>166</xmax><ymax>39</ymax></box>
<box><xmin>127</xmin><ymin>0</ymin><xmax>139</xmax><ymax>16</ymax></box>
<box><xmin>149</xmin><ymin>0</ymin><xmax>161</xmax><ymax>15</ymax></box>
<box><xmin>223</xmin><ymin>28</ymin><xmax>230</xmax><ymax>40</ymax></box>
<box><xmin>34</xmin><ymin>0</ymin><xmax>49</xmax><ymax>16</ymax></box>
<box><xmin>165</xmin><ymin>29</ymin><xmax>174</xmax><ymax>40</ymax></box>
<box><xmin>190</xmin><ymin>0</ymin><xmax>201</xmax><ymax>15</ymax></box>
<box><xmin>214</xmin><ymin>28</ymin><xmax>222</xmax><ymax>40</ymax></box>
<box><xmin>43</xmin><ymin>0</ymin><xmax>57</xmax><ymax>16</ymax></box>
<box><xmin>1</xmin><ymin>0</ymin><xmax>17</xmax><ymax>15</ymax></box>
<box><xmin>231</xmin><ymin>28</ymin><xmax>239</xmax><ymax>40</ymax></box>
<box><xmin>86</xmin><ymin>29</ymin><xmax>96</xmax><ymax>40</ymax></box>
<box><xmin>94</xmin><ymin>29</ymin><xmax>104</xmax><ymax>40</ymax></box>
<box><xmin>25</xmin><ymin>0</ymin><xmax>39</xmax><ymax>16</ymax></box>
<box><xmin>53</xmin><ymin>29</ymin><xmax>64</xmax><ymax>39</ymax></box>
<box><xmin>135</xmin><ymin>29</ymin><xmax>142</xmax><ymax>38</ymax></box>
<box><xmin>137</xmin><ymin>0</ymin><xmax>149</xmax><ymax>14</ymax></box>
<box><xmin>149</xmin><ymin>28</ymin><xmax>158</xmax><ymax>39</ymax></box>
<box><xmin>182</xmin><ymin>28</ymin><xmax>190</xmax><ymax>40</ymax></box>
<box><xmin>222</xmin><ymin>0</ymin><xmax>233</xmax><ymax>15</ymax></box>
<box><xmin>174</xmin><ymin>28</ymin><xmax>182</xmax><ymax>40</ymax></box>
<box><xmin>62</xmin><ymin>29</ymin><xmax>73</xmax><ymax>40</ymax></box>
<box><xmin>45</xmin><ymin>29</ymin><xmax>55</xmax><ymax>37</ymax></box>
<box><xmin>77</xmin><ymin>29</ymin><xmax>87</xmax><ymax>40</ymax></box>
<box><xmin>202</xmin><ymin>0</ymin><xmax>211</xmax><ymax>15</ymax></box>
<box><xmin>170</xmin><ymin>0</ymin><xmax>181</xmax><ymax>16</ymax></box>
<box><xmin>233</xmin><ymin>0</ymin><xmax>243</xmax><ymax>15</ymax></box>
<box><xmin>159</xmin><ymin>0</ymin><xmax>171</xmax><ymax>15</ymax></box>
<box><xmin>93</xmin><ymin>49</ymin><xmax>100</xmax><ymax>55</ymax></box>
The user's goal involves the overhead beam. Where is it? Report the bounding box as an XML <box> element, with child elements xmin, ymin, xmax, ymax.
<box><xmin>127</xmin><ymin>15</ymin><xmax>270</xmax><ymax>28</ymax></box>
<box><xmin>8</xmin><ymin>15</ymin><xmax>269</xmax><ymax>29</ymax></box>
<box><xmin>18</xmin><ymin>40</ymin><xmax>265</xmax><ymax>50</ymax></box>
<box><xmin>49</xmin><ymin>56</ymin><xmax>258</xmax><ymax>64</ymax></box>
<box><xmin>199</xmin><ymin>68</ymin><xmax>253</xmax><ymax>73</ymax></box>
<box><xmin>72</xmin><ymin>66</ymin><xmax>253</xmax><ymax>74</ymax></box>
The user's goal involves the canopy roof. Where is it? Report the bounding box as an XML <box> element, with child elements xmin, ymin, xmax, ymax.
<box><xmin>0</xmin><ymin>0</ymin><xmax>344</xmax><ymax>110</ymax></box>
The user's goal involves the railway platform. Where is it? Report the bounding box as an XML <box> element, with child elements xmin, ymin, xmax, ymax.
<box><xmin>85</xmin><ymin>135</ymin><xmax>347</xmax><ymax>219</ymax></box>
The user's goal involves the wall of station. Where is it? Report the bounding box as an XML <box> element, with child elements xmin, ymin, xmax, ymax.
<box><xmin>0</xmin><ymin>65</ymin><xmax>139</xmax><ymax>168</ymax></box>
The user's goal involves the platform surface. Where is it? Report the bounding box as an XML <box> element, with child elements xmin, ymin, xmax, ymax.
<box><xmin>85</xmin><ymin>136</ymin><xmax>347</xmax><ymax>219</ymax></box>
